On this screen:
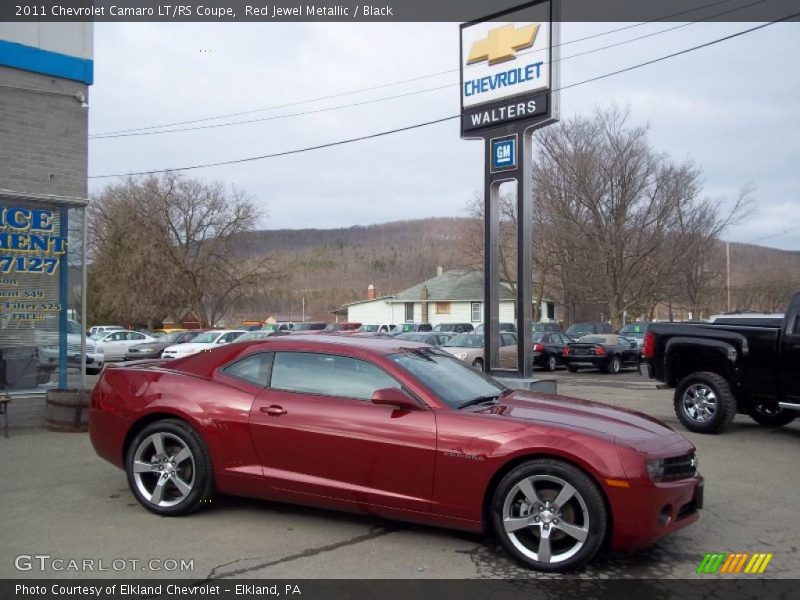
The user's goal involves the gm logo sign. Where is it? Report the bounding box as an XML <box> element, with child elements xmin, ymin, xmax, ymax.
<box><xmin>491</xmin><ymin>135</ymin><xmax>517</xmax><ymax>172</ymax></box>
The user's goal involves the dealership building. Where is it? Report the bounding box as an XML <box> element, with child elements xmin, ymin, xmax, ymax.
<box><xmin>0</xmin><ymin>23</ymin><xmax>92</xmax><ymax>409</ymax></box>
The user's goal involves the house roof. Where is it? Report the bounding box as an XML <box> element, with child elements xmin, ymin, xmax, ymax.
<box><xmin>389</xmin><ymin>270</ymin><xmax>516</xmax><ymax>303</ymax></box>
<box><xmin>341</xmin><ymin>295</ymin><xmax>396</xmax><ymax>308</ymax></box>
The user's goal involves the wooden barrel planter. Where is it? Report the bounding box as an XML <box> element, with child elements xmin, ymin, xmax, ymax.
<box><xmin>45</xmin><ymin>389</ymin><xmax>90</xmax><ymax>432</ymax></box>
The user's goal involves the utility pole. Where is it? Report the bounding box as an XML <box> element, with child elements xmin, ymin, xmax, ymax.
<box><xmin>726</xmin><ymin>241</ymin><xmax>731</xmax><ymax>312</ymax></box>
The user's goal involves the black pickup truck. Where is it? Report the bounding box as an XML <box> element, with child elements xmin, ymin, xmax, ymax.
<box><xmin>644</xmin><ymin>292</ymin><xmax>800</xmax><ymax>434</ymax></box>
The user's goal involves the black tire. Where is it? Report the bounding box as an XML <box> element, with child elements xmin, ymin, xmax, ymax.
<box><xmin>674</xmin><ymin>372</ymin><xmax>737</xmax><ymax>434</ymax></box>
<box><xmin>567</xmin><ymin>364</ymin><xmax>579</xmax><ymax>373</ymax></box>
<box><xmin>491</xmin><ymin>458</ymin><xmax>608</xmax><ymax>572</ymax></box>
<box><xmin>87</xmin><ymin>367</ymin><xmax>102</xmax><ymax>375</ymax></box>
<box><xmin>472</xmin><ymin>358</ymin><xmax>484</xmax><ymax>372</ymax></box>
<box><xmin>125</xmin><ymin>419</ymin><xmax>214</xmax><ymax>516</ymax></box>
<box><xmin>546</xmin><ymin>355</ymin><xmax>558</xmax><ymax>372</ymax></box>
<box><xmin>604</xmin><ymin>355</ymin><xmax>621</xmax><ymax>374</ymax></box>
<box><xmin>747</xmin><ymin>402</ymin><xmax>797</xmax><ymax>428</ymax></box>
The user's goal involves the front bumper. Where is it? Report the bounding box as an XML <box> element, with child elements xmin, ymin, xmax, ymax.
<box><xmin>125</xmin><ymin>349</ymin><xmax>160</xmax><ymax>360</ymax></box>
<box><xmin>608</xmin><ymin>474</ymin><xmax>704</xmax><ymax>551</ymax></box>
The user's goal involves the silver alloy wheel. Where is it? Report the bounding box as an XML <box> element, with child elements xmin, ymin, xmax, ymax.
<box><xmin>502</xmin><ymin>474</ymin><xmax>590</xmax><ymax>564</ymax></box>
<box><xmin>548</xmin><ymin>355</ymin><xmax>557</xmax><ymax>371</ymax></box>
<box><xmin>682</xmin><ymin>383</ymin><xmax>717</xmax><ymax>422</ymax></box>
<box><xmin>132</xmin><ymin>431</ymin><xmax>195</xmax><ymax>508</ymax></box>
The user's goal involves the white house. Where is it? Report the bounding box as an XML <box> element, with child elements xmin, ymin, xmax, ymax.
<box><xmin>344</xmin><ymin>269</ymin><xmax>556</xmax><ymax>327</ymax></box>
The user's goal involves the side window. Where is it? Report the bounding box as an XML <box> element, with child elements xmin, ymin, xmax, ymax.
<box><xmin>113</xmin><ymin>332</ymin><xmax>126</xmax><ymax>341</ymax></box>
<box><xmin>130</xmin><ymin>332</ymin><xmax>145</xmax><ymax>340</ymax></box>
<box><xmin>500</xmin><ymin>333</ymin><xmax>515</xmax><ymax>347</ymax></box>
<box><xmin>270</xmin><ymin>352</ymin><xmax>401</xmax><ymax>401</ymax></box>
<box><xmin>793</xmin><ymin>316</ymin><xmax>800</xmax><ymax>335</ymax></box>
<box><xmin>223</xmin><ymin>352</ymin><xmax>273</xmax><ymax>387</ymax></box>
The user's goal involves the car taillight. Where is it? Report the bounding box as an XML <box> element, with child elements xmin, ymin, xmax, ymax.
<box><xmin>643</xmin><ymin>331</ymin><xmax>655</xmax><ymax>358</ymax></box>
<box><xmin>594</xmin><ymin>346</ymin><xmax>606</xmax><ymax>356</ymax></box>
<box><xmin>562</xmin><ymin>346</ymin><xmax>570</xmax><ymax>356</ymax></box>
<box><xmin>533</xmin><ymin>343</ymin><xmax>543</xmax><ymax>352</ymax></box>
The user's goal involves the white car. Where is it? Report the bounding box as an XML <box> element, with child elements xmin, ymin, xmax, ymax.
<box><xmin>94</xmin><ymin>330</ymin><xmax>156</xmax><ymax>361</ymax></box>
<box><xmin>37</xmin><ymin>319</ymin><xmax>105</xmax><ymax>374</ymax></box>
<box><xmin>89</xmin><ymin>325</ymin><xmax>125</xmax><ymax>339</ymax></box>
<box><xmin>161</xmin><ymin>330</ymin><xmax>247</xmax><ymax>359</ymax></box>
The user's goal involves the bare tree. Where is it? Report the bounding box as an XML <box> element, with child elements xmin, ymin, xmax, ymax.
<box><xmin>89</xmin><ymin>172</ymin><xmax>276</xmax><ymax>327</ymax></box>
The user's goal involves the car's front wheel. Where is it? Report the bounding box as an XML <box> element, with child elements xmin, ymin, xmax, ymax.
<box><xmin>491</xmin><ymin>459</ymin><xmax>608</xmax><ymax>572</ymax></box>
<box><xmin>125</xmin><ymin>419</ymin><xmax>214</xmax><ymax>516</ymax></box>
<box><xmin>674</xmin><ymin>372</ymin><xmax>736</xmax><ymax>434</ymax></box>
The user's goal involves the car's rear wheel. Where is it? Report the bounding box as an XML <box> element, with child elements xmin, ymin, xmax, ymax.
<box><xmin>567</xmin><ymin>364</ymin><xmax>579</xmax><ymax>373</ymax></box>
<box><xmin>491</xmin><ymin>459</ymin><xmax>607</xmax><ymax>572</ymax></box>
<box><xmin>472</xmin><ymin>358</ymin><xmax>484</xmax><ymax>372</ymax></box>
<box><xmin>674</xmin><ymin>372</ymin><xmax>736</xmax><ymax>434</ymax></box>
<box><xmin>125</xmin><ymin>419</ymin><xmax>214</xmax><ymax>516</ymax></box>
<box><xmin>747</xmin><ymin>402</ymin><xmax>797</xmax><ymax>427</ymax></box>
<box><xmin>546</xmin><ymin>355</ymin><xmax>558</xmax><ymax>372</ymax></box>
<box><xmin>604</xmin><ymin>355</ymin><xmax>621</xmax><ymax>374</ymax></box>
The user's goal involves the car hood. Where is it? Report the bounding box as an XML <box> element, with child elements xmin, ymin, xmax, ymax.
<box><xmin>129</xmin><ymin>341</ymin><xmax>169</xmax><ymax>351</ymax></box>
<box><xmin>470</xmin><ymin>390</ymin><xmax>681</xmax><ymax>448</ymax></box>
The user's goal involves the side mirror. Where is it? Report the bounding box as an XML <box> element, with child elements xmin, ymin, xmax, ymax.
<box><xmin>371</xmin><ymin>387</ymin><xmax>419</xmax><ymax>411</ymax></box>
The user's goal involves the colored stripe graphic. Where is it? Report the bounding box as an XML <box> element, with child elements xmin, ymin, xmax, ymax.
<box><xmin>697</xmin><ymin>552</ymin><xmax>773</xmax><ymax>574</ymax></box>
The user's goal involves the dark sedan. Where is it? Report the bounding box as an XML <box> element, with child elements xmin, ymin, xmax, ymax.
<box><xmin>125</xmin><ymin>330</ymin><xmax>205</xmax><ymax>360</ymax></box>
<box><xmin>562</xmin><ymin>334</ymin><xmax>641</xmax><ymax>374</ymax></box>
<box><xmin>532</xmin><ymin>332</ymin><xmax>572</xmax><ymax>371</ymax></box>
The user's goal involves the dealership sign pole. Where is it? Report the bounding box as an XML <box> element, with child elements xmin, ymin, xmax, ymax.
<box><xmin>460</xmin><ymin>0</ymin><xmax>560</xmax><ymax>378</ymax></box>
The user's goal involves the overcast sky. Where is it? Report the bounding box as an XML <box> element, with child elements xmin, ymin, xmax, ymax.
<box><xmin>88</xmin><ymin>20</ymin><xmax>799</xmax><ymax>250</ymax></box>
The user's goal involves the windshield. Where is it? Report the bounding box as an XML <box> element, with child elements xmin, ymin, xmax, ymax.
<box><xmin>191</xmin><ymin>332</ymin><xmax>218</xmax><ymax>343</ymax></box>
<box><xmin>235</xmin><ymin>331</ymin><xmax>270</xmax><ymax>341</ymax></box>
<box><xmin>532</xmin><ymin>333</ymin><xmax>547</xmax><ymax>342</ymax></box>
<box><xmin>619</xmin><ymin>324</ymin><xmax>646</xmax><ymax>338</ymax></box>
<box><xmin>389</xmin><ymin>349</ymin><xmax>505</xmax><ymax>409</ymax></box>
<box><xmin>443</xmin><ymin>333</ymin><xmax>483</xmax><ymax>348</ymax></box>
<box><xmin>160</xmin><ymin>331</ymin><xmax>185</xmax><ymax>343</ymax></box>
<box><xmin>566</xmin><ymin>323</ymin><xmax>596</xmax><ymax>337</ymax></box>
<box><xmin>577</xmin><ymin>335</ymin><xmax>608</xmax><ymax>344</ymax></box>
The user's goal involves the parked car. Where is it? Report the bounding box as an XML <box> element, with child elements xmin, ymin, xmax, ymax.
<box><xmin>88</xmin><ymin>325</ymin><xmax>124</xmax><ymax>339</ymax></box>
<box><xmin>618</xmin><ymin>322</ymin><xmax>652</xmax><ymax>349</ymax></box>
<box><xmin>90</xmin><ymin>336</ymin><xmax>702</xmax><ymax>572</ymax></box>
<box><xmin>357</xmin><ymin>324</ymin><xmax>397</xmax><ymax>333</ymax></box>
<box><xmin>262</xmin><ymin>323</ymin><xmax>294</xmax><ymax>332</ymax></box>
<box><xmin>441</xmin><ymin>332</ymin><xmax>517</xmax><ymax>370</ymax></box>
<box><xmin>395</xmin><ymin>332</ymin><xmax>452</xmax><ymax>346</ymax></box>
<box><xmin>433</xmin><ymin>323</ymin><xmax>474</xmax><ymax>334</ymax></box>
<box><xmin>233</xmin><ymin>330</ymin><xmax>289</xmax><ymax>342</ymax></box>
<box><xmin>94</xmin><ymin>330</ymin><xmax>156</xmax><ymax>361</ymax></box>
<box><xmin>644</xmin><ymin>292</ymin><xmax>800</xmax><ymax>434</ymax></box>
<box><xmin>396</xmin><ymin>323</ymin><xmax>433</xmax><ymax>333</ymax></box>
<box><xmin>564</xmin><ymin>322</ymin><xmax>613</xmax><ymax>340</ymax></box>
<box><xmin>38</xmin><ymin>319</ymin><xmax>104</xmax><ymax>375</ymax></box>
<box><xmin>161</xmin><ymin>330</ymin><xmax>247</xmax><ymax>359</ymax></box>
<box><xmin>323</xmin><ymin>322</ymin><xmax>362</xmax><ymax>333</ymax></box>
<box><xmin>474</xmin><ymin>323</ymin><xmax>516</xmax><ymax>333</ymax></box>
<box><xmin>532</xmin><ymin>332</ymin><xmax>572</xmax><ymax>372</ymax></box>
<box><xmin>125</xmin><ymin>330</ymin><xmax>206</xmax><ymax>360</ymax></box>
<box><xmin>292</xmin><ymin>322</ymin><xmax>328</xmax><ymax>332</ymax></box>
<box><xmin>532</xmin><ymin>322</ymin><xmax>563</xmax><ymax>333</ymax></box>
<box><xmin>562</xmin><ymin>334</ymin><xmax>640</xmax><ymax>374</ymax></box>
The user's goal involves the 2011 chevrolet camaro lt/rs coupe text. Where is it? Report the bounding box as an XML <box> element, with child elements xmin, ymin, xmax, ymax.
<box><xmin>90</xmin><ymin>335</ymin><xmax>703</xmax><ymax>571</ymax></box>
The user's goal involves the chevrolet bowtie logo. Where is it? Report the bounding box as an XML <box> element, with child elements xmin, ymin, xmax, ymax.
<box><xmin>467</xmin><ymin>23</ymin><xmax>540</xmax><ymax>66</ymax></box>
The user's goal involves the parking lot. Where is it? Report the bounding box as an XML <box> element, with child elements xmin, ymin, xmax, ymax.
<box><xmin>1</xmin><ymin>368</ymin><xmax>798</xmax><ymax>580</ymax></box>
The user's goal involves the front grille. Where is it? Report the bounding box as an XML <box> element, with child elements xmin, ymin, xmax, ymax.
<box><xmin>663</xmin><ymin>452</ymin><xmax>697</xmax><ymax>480</ymax></box>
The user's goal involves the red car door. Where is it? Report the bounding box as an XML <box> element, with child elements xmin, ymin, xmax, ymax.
<box><xmin>249</xmin><ymin>351</ymin><xmax>437</xmax><ymax>513</ymax></box>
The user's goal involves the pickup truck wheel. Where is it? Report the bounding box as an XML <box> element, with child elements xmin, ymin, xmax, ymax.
<box><xmin>674</xmin><ymin>372</ymin><xmax>737</xmax><ymax>434</ymax></box>
<box><xmin>747</xmin><ymin>402</ymin><xmax>797</xmax><ymax>427</ymax></box>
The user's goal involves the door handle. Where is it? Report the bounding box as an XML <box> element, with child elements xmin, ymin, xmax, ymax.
<box><xmin>260</xmin><ymin>405</ymin><xmax>287</xmax><ymax>416</ymax></box>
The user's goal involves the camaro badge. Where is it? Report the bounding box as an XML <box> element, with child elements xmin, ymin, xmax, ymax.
<box><xmin>467</xmin><ymin>23</ymin><xmax>540</xmax><ymax>65</ymax></box>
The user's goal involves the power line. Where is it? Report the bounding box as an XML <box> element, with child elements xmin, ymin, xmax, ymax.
<box><xmin>91</xmin><ymin>0</ymin><xmax>769</xmax><ymax>141</ymax></box>
<box><xmin>89</xmin><ymin>15</ymin><xmax>797</xmax><ymax>180</ymax></box>
<box><xmin>89</xmin><ymin>0</ymin><xmax>742</xmax><ymax>137</ymax></box>
<box><xmin>747</xmin><ymin>225</ymin><xmax>800</xmax><ymax>243</ymax></box>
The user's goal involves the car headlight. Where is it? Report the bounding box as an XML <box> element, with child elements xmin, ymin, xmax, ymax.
<box><xmin>645</xmin><ymin>458</ymin><xmax>665</xmax><ymax>480</ymax></box>
<box><xmin>454</xmin><ymin>352</ymin><xmax>467</xmax><ymax>360</ymax></box>
<box><xmin>138</xmin><ymin>347</ymin><xmax>155</xmax><ymax>353</ymax></box>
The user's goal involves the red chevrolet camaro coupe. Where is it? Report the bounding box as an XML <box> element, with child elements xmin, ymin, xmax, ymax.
<box><xmin>90</xmin><ymin>335</ymin><xmax>703</xmax><ymax>571</ymax></box>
